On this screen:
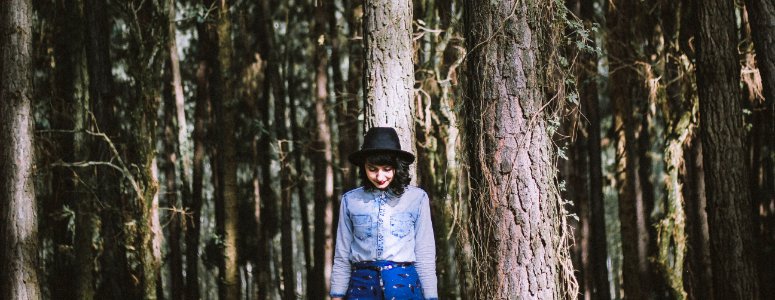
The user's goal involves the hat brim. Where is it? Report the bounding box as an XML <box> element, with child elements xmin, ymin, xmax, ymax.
<box><xmin>348</xmin><ymin>148</ymin><xmax>415</xmax><ymax>165</ymax></box>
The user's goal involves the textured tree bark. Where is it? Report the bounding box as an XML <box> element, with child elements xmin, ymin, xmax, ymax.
<box><xmin>121</xmin><ymin>1</ymin><xmax>169</xmax><ymax>298</ymax></box>
<box><xmin>0</xmin><ymin>0</ymin><xmax>42</xmax><ymax>298</ymax></box>
<box><xmin>211</xmin><ymin>0</ymin><xmax>240</xmax><ymax>298</ymax></box>
<box><xmin>363</xmin><ymin>0</ymin><xmax>417</xmax><ymax>181</ymax></box>
<box><xmin>463</xmin><ymin>1</ymin><xmax>574</xmax><ymax>298</ymax></box>
<box><xmin>606</xmin><ymin>0</ymin><xmax>652</xmax><ymax>298</ymax></box>
<box><xmin>696</xmin><ymin>0</ymin><xmax>761</xmax><ymax>298</ymax></box>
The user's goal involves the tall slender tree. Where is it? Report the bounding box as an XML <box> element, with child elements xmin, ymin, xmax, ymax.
<box><xmin>577</xmin><ymin>1</ymin><xmax>610</xmax><ymax>298</ymax></box>
<box><xmin>311</xmin><ymin>1</ymin><xmax>336</xmax><ymax>299</ymax></box>
<box><xmin>187</xmin><ymin>11</ymin><xmax>217</xmax><ymax>300</ymax></box>
<box><xmin>163</xmin><ymin>57</ymin><xmax>185</xmax><ymax>300</ymax></box>
<box><xmin>743</xmin><ymin>0</ymin><xmax>775</xmax><ymax>295</ymax></box>
<box><xmin>164</xmin><ymin>1</ymin><xmax>190</xmax><ymax>297</ymax></box>
<box><xmin>83</xmin><ymin>0</ymin><xmax>123</xmax><ymax>298</ymax></box>
<box><xmin>607</xmin><ymin>0</ymin><xmax>653</xmax><ymax>298</ymax></box>
<box><xmin>696</xmin><ymin>0</ymin><xmax>761</xmax><ymax>298</ymax></box>
<box><xmin>210</xmin><ymin>0</ymin><xmax>240</xmax><ymax>298</ymax></box>
<box><xmin>1</xmin><ymin>0</ymin><xmax>42</xmax><ymax>298</ymax></box>
<box><xmin>121</xmin><ymin>0</ymin><xmax>168</xmax><ymax>297</ymax></box>
<box><xmin>462</xmin><ymin>0</ymin><xmax>576</xmax><ymax>298</ymax></box>
<box><xmin>340</xmin><ymin>0</ymin><xmax>363</xmax><ymax>192</ymax></box>
<box><xmin>49</xmin><ymin>0</ymin><xmax>85</xmax><ymax>298</ymax></box>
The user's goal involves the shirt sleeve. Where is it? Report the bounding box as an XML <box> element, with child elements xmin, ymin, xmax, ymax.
<box><xmin>414</xmin><ymin>192</ymin><xmax>438</xmax><ymax>299</ymax></box>
<box><xmin>329</xmin><ymin>194</ymin><xmax>352</xmax><ymax>298</ymax></box>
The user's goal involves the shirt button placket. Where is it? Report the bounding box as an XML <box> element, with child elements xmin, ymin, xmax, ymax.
<box><xmin>376</xmin><ymin>192</ymin><xmax>386</xmax><ymax>259</ymax></box>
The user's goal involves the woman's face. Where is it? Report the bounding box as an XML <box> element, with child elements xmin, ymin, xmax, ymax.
<box><xmin>365</xmin><ymin>162</ymin><xmax>394</xmax><ymax>190</ymax></box>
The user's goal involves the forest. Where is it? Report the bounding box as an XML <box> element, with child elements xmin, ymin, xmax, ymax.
<box><xmin>1</xmin><ymin>0</ymin><xmax>773</xmax><ymax>299</ymax></box>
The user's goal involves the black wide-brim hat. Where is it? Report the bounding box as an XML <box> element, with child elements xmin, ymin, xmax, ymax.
<box><xmin>348</xmin><ymin>127</ymin><xmax>415</xmax><ymax>165</ymax></box>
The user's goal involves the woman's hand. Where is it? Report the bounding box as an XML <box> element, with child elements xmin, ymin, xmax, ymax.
<box><xmin>331</xmin><ymin>298</ymin><xmax>343</xmax><ymax>300</ymax></box>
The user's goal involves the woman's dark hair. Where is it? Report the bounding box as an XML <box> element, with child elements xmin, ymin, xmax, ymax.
<box><xmin>359</xmin><ymin>152</ymin><xmax>412</xmax><ymax>195</ymax></box>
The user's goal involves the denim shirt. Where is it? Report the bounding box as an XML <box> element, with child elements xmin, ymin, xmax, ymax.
<box><xmin>330</xmin><ymin>186</ymin><xmax>438</xmax><ymax>299</ymax></box>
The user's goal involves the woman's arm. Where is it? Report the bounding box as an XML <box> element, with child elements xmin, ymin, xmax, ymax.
<box><xmin>329</xmin><ymin>195</ymin><xmax>352</xmax><ymax>298</ymax></box>
<box><xmin>414</xmin><ymin>192</ymin><xmax>438</xmax><ymax>300</ymax></box>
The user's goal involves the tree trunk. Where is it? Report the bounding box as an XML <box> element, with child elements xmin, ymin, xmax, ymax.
<box><xmin>165</xmin><ymin>2</ymin><xmax>190</xmax><ymax>297</ymax></box>
<box><xmin>577</xmin><ymin>1</ymin><xmax>610</xmax><ymax>298</ymax></box>
<box><xmin>121</xmin><ymin>1</ymin><xmax>168</xmax><ymax>298</ymax></box>
<box><xmin>655</xmin><ymin>1</ymin><xmax>697</xmax><ymax>298</ymax></box>
<box><xmin>187</xmin><ymin>16</ymin><xmax>216</xmax><ymax>300</ymax></box>
<box><xmin>163</xmin><ymin>58</ymin><xmax>185</xmax><ymax>300</ymax></box>
<box><xmin>287</xmin><ymin>59</ymin><xmax>312</xmax><ymax>300</ymax></box>
<box><xmin>83</xmin><ymin>0</ymin><xmax>126</xmax><ymax>298</ymax></box>
<box><xmin>462</xmin><ymin>1</ymin><xmax>575</xmax><ymax>298</ymax></box>
<box><xmin>311</xmin><ymin>2</ymin><xmax>336</xmax><ymax>299</ymax></box>
<box><xmin>275</xmin><ymin>53</ymin><xmax>296</xmax><ymax>300</ymax></box>
<box><xmin>607</xmin><ymin>1</ymin><xmax>652</xmax><ymax>298</ymax></box>
<box><xmin>50</xmin><ymin>0</ymin><xmax>84</xmax><ymax>298</ymax></box>
<box><xmin>683</xmin><ymin>137</ymin><xmax>713</xmax><ymax>300</ymax></box>
<box><xmin>340</xmin><ymin>0</ymin><xmax>363</xmax><ymax>192</ymax></box>
<box><xmin>211</xmin><ymin>0</ymin><xmax>240</xmax><ymax>298</ymax></box>
<box><xmin>0</xmin><ymin>0</ymin><xmax>42</xmax><ymax>298</ymax></box>
<box><xmin>743</xmin><ymin>0</ymin><xmax>775</xmax><ymax>295</ymax></box>
<box><xmin>695</xmin><ymin>0</ymin><xmax>761</xmax><ymax>297</ymax></box>
<box><xmin>253</xmin><ymin>0</ymin><xmax>281</xmax><ymax>297</ymax></box>
<box><xmin>363</xmin><ymin>0</ymin><xmax>416</xmax><ymax>180</ymax></box>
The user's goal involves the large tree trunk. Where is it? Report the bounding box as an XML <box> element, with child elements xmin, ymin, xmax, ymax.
<box><xmin>606</xmin><ymin>1</ymin><xmax>652</xmax><ymax>298</ymax></box>
<box><xmin>462</xmin><ymin>1</ymin><xmax>575</xmax><ymax>298</ymax></box>
<box><xmin>363</xmin><ymin>0</ymin><xmax>416</xmax><ymax>180</ymax></box>
<box><xmin>311</xmin><ymin>2</ymin><xmax>335</xmax><ymax>299</ymax></box>
<box><xmin>695</xmin><ymin>0</ymin><xmax>761</xmax><ymax>298</ymax></box>
<box><xmin>0</xmin><ymin>0</ymin><xmax>42</xmax><ymax>298</ymax></box>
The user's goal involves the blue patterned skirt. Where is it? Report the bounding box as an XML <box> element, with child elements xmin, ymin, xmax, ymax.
<box><xmin>346</xmin><ymin>260</ymin><xmax>424</xmax><ymax>300</ymax></box>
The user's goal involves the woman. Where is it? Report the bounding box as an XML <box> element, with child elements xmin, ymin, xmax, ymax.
<box><xmin>330</xmin><ymin>127</ymin><xmax>438</xmax><ymax>300</ymax></box>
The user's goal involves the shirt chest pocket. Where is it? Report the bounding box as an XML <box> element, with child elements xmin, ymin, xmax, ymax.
<box><xmin>390</xmin><ymin>212</ymin><xmax>415</xmax><ymax>238</ymax></box>
<box><xmin>351</xmin><ymin>214</ymin><xmax>373</xmax><ymax>241</ymax></box>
